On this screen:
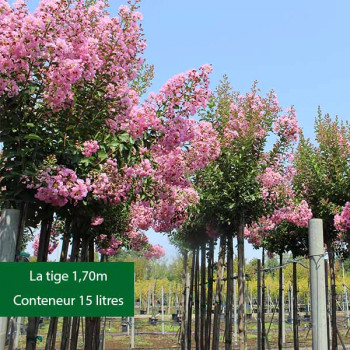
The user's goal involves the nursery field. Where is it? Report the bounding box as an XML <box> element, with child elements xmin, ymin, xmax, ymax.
<box><xmin>9</xmin><ymin>312</ymin><xmax>350</xmax><ymax>349</ymax></box>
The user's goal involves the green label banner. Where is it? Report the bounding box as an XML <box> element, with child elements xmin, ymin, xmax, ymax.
<box><xmin>0</xmin><ymin>262</ymin><xmax>134</xmax><ymax>316</ymax></box>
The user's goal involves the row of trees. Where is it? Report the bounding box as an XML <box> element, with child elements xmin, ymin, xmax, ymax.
<box><xmin>172</xmin><ymin>77</ymin><xmax>349</xmax><ymax>350</ymax></box>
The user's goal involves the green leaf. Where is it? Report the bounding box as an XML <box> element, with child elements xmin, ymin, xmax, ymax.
<box><xmin>25</xmin><ymin>134</ymin><xmax>42</xmax><ymax>141</ymax></box>
<box><xmin>118</xmin><ymin>133</ymin><xmax>130</xmax><ymax>143</ymax></box>
<box><xmin>26</xmin><ymin>123</ymin><xmax>35</xmax><ymax>127</ymax></box>
<box><xmin>97</xmin><ymin>151</ymin><xmax>107</xmax><ymax>161</ymax></box>
<box><xmin>80</xmin><ymin>158</ymin><xmax>91</xmax><ymax>167</ymax></box>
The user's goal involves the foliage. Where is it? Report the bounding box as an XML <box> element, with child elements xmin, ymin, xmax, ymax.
<box><xmin>294</xmin><ymin>110</ymin><xmax>350</xmax><ymax>248</ymax></box>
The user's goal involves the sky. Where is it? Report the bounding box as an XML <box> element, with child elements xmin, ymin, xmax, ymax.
<box><xmin>25</xmin><ymin>0</ymin><xmax>350</xmax><ymax>261</ymax></box>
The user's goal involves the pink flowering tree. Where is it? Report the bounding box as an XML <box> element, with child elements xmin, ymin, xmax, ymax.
<box><xmin>293</xmin><ymin>111</ymin><xmax>350</xmax><ymax>349</ymax></box>
<box><xmin>174</xmin><ymin>77</ymin><xmax>301</xmax><ymax>349</ymax></box>
<box><xmin>0</xmin><ymin>0</ymin><xmax>218</xmax><ymax>249</ymax></box>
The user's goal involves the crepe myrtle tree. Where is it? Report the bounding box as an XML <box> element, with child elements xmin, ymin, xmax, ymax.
<box><xmin>293</xmin><ymin>110</ymin><xmax>350</xmax><ymax>350</ymax></box>
<box><xmin>173</xmin><ymin>76</ymin><xmax>301</xmax><ymax>350</ymax></box>
<box><xmin>246</xmin><ymin>199</ymin><xmax>312</xmax><ymax>350</ymax></box>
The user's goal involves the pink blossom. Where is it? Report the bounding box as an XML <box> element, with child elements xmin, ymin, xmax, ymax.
<box><xmin>334</xmin><ymin>202</ymin><xmax>350</xmax><ymax>233</ymax></box>
<box><xmin>273</xmin><ymin>107</ymin><xmax>299</xmax><ymax>142</ymax></box>
<box><xmin>32</xmin><ymin>220</ymin><xmax>61</xmax><ymax>256</ymax></box>
<box><xmin>28</xmin><ymin>164</ymin><xmax>88</xmax><ymax>207</ymax></box>
<box><xmin>97</xmin><ymin>234</ymin><xmax>122</xmax><ymax>256</ymax></box>
<box><xmin>82</xmin><ymin>140</ymin><xmax>99</xmax><ymax>157</ymax></box>
<box><xmin>91</xmin><ymin>216</ymin><xmax>104</xmax><ymax>226</ymax></box>
<box><xmin>143</xmin><ymin>244</ymin><xmax>166</xmax><ymax>261</ymax></box>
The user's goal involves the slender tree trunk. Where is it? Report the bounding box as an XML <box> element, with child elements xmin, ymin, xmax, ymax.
<box><xmin>262</xmin><ymin>251</ymin><xmax>266</xmax><ymax>350</ymax></box>
<box><xmin>292</xmin><ymin>260</ymin><xmax>299</xmax><ymax>350</ymax></box>
<box><xmin>180</xmin><ymin>251</ymin><xmax>188</xmax><ymax>349</ymax></box>
<box><xmin>84</xmin><ymin>239</ymin><xmax>101</xmax><ymax>350</ymax></box>
<box><xmin>70</xmin><ymin>235</ymin><xmax>89</xmax><ymax>350</ymax></box>
<box><xmin>212</xmin><ymin>236</ymin><xmax>226</xmax><ymax>350</ymax></box>
<box><xmin>195</xmin><ymin>248</ymin><xmax>200</xmax><ymax>350</ymax></box>
<box><xmin>168</xmin><ymin>282</ymin><xmax>172</xmax><ymax>315</ymax></box>
<box><xmin>325</xmin><ymin>259</ymin><xmax>331</xmax><ymax>350</ymax></box>
<box><xmin>225</xmin><ymin>235</ymin><xmax>233</xmax><ymax>350</ymax></box>
<box><xmin>45</xmin><ymin>318</ymin><xmax>59</xmax><ymax>350</ymax></box>
<box><xmin>60</xmin><ymin>228</ymin><xmax>80</xmax><ymax>350</ymax></box>
<box><xmin>257</xmin><ymin>259</ymin><xmax>262</xmax><ymax>350</ymax></box>
<box><xmin>147</xmin><ymin>284</ymin><xmax>151</xmax><ymax>315</ymax></box>
<box><xmin>152</xmin><ymin>281</ymin><xmax>156</xmax><ymax>315</ymax></box>
<box><xmin>26</xmin><ymin>214</ymin><xmax>53</xmax><ymax>350</ymax></box>
<box><xmin>70</xmin><ymin>225</ymin><xmax>91</xmax><ymax>350</ymax></box>
<box><xmin>205</xmin><ymin>240</ymin><xmax>214</xmax><ymax>350</ymax></box>
<box><xmin>327</xmin><ymin>243</ymin><xmax>337</xmax><ymax>350</ymax></box>
<box><xmin>200</xmin><ymin>243</ymin><xmax>206</xmax><ymax>350</ymax></box>
<box><xmin>278</xmin><ymin>253</ymin><xmax>283</xmax><ymax>350</ymax></box>
<box><xmin>237</xmin><ymin>223</ymin><xmax>246</xmax><ymax>350</ymax></box>
<box><xmin>187</xmin><ymin>250</ymin><xmax>195</xmax><ymax>350</ymax></box>
<box><xmin>46</xmin><ymin>224</ymin><xmax>71</xmax><ymax>350</ymax></box>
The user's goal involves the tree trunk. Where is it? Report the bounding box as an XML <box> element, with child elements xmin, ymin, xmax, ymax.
<box><xmin>278</xmin><ymin>253</ymin><xmax>283</xmax><ymax>350</ymax></box>
<box><xmin>262</xmin><ymin>251</ymin><xmax>266</xmax><ymax>350</ymax></box>
<box><xmin>45</xmin><ymin>318</ymin><xmax>59</xmax><ymax>350</ymax></box>
<box><xmin>187</xmin><ymin>250</ymin><xmax>195</xmax><ymax>350</ymax></box>
<box><xmin>327</xmin><ymin>243</ymin><xmax>337</xmax><ymax>350</ymax></box>
<box><xmin>205</xmin><ymin>240</ymin><xmax>214</xmax><ymax>350</ymax></box>
<box><xmin>224</xmin><ymin>235</ymin><xmax>233</xmax><ymax>350</ymax></box>
<box><xmin>84</xmin><ymin>239</ymin><xmax>101</xmax><ymax>350</ymax></box>
<box><xmin>60</xmin><ymin>228</ymin><xmax>80</xmax><ymax>350</ymax></box>
<box><xmin>200</xmin><ymin>243</ymin><xmax>206</xmax><ymax>350</ymax></box>
<box><xmin>237</xmin><ymin>224</ymin><xmax>246</xmax><ymax>350</ymax></box>
<box><xmin>195</xmin><ymin>248</ymin><xmax>200</xmax><ymax>350</ymax></box>
<box><xmin>212</xmin><ymin>236</ymin><xmax>226</xmax><ymax>350</ymax></box>
<box><xmin>257</xmin><ymin>259</ymin><xmax>262</xmax><ymax>350</ymax></box>
<box><xmin>84</xmin><ymin>317</ymin><xmax>101</xmax><ymax>350</ymax></box>
<box><xmin>70</xmin><ymin>235</ymin><xmax>90</xmax><ymax>350</ymax></box>
<box><xmin>45</xmin><ymin>224</ymin><xmax>71</xmax><ymax>350</ymax></box>
<box><xmin>180</xmin><ymin>251</ymin><xmax>188</xmax><ymax>349</ymax></box>
<box><xmin>292</xmin><ymin>260</ymin><xmax>299</xmax><ymax>350</ymax></box>
<box><xmin>325</xmin><ymin>259</ymin><xmax>331</xmax><ymax>350</ymax></box>
<box><xmin>26</xmin><ymin>214</ymin><xmax>53</xmax><ymax>350</ymax></box>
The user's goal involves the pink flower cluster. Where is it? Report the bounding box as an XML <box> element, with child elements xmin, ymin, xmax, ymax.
<box><xmin>96</xmin><ymin>234</ymin><xmax>122</xmax><ymax>256</ymax></box>
<box><xmin>245</xmin><ymin>200</ymin><xmax>313</xmax><ymax>247</ymax></box>
<box><xmin>29</xmin><ymin>165</ymin><xmax>88</xmax><ymax>207</ymax></box>
<box><xmin>91</xmin><ymin>216</ymin><xmax>104</xmax><ymax>226</ymax></box>
<box><xmin>127</xmin><ymin>229</ymin><xmax>149</xmax><ymax>251</ymax></box>
<box><xmin>118</xmin><ymin>65</ymin><xmax>213</xmax><ymax>141</ymax></box>
<box><xmin>90</xmin><ymin>162</ymin><xmax>133</xmax><ymax>205</ymax></box>
<box><xmin>32</xmin><ymin>219</ymin><xmax>61</xmax><ymax>256</ymax></box>
<box><xmin>184</xmin><ymin>120</ymin><xmax>220</xmax><ymax>172</ymax></box>
<box><xmin>334</xmin><ymin>202</ymin><xmax>350</xmax><ymax>233</ymax></box>
<box><xmin>0</xmin><ymin>0</ymin><xmax>145</xmax><ymax>111</ymax></box>
<box><xmin>222</xmin><ymin>87</ymin><xmax>281</xmax><ymax>146</ymax></box>
<box><xmin>143</xmin><ymin>244</ymin><xmax>166</xmax><ymax>261</ymax></box>
<box><xmin>130</xmin><ymin>202</ymin><xmax>154</xmax><ymax>230</ymax></box>
<box><xmin>131</xmin><ymin>187</ymin><xmax>200</xmax><ymax>233</ymax></box>
<box><xmin>273</xmin><ymin>107</ymin><xmax>300</xmax><ymax>142</ymax></box>
<box><xmin>82</xmin><ymin>140</ymin><xmax>99</xmax><ymax>157</ymax></box>
<box><xmin>258</xmin><ymin>163</ymin><xmax>295</xmax><ymax>202</ymax></box>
